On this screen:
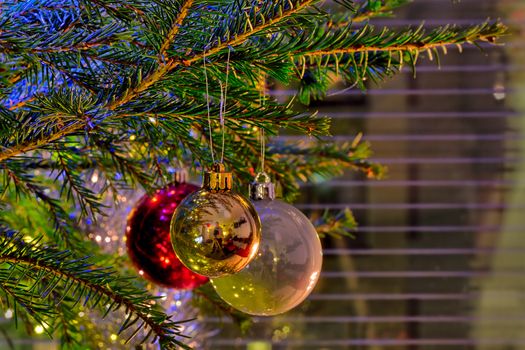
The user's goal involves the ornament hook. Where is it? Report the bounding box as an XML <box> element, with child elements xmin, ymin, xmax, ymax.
<box><xmin>250</xmin><ymin>172</ymin><xmax>275</xmax><ymax>200</ymax></box>
<box><xmin>203</xmin><ymin>163</ymin><xmax>232</xmax><ymax>192</ymax></box>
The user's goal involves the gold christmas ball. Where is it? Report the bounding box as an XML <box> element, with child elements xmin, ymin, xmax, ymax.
<box><xmin>170</xmin><ymin>164</ymin><xmax>261</xmax><ymax>278</ymax></box>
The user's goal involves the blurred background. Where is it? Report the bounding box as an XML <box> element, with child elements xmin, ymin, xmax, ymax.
<box><xmin>206</xmin><ymin>0</ymin><xmax>525</xmax><ymax>349</ymax></box>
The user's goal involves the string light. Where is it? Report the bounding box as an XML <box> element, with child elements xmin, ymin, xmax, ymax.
<box><xmin>4</xmin><ymin>309</ymin><xmax>13</xmax><ymax>319</ymax></box>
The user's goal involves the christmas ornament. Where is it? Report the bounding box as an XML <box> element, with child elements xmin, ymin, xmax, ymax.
<box><xmin>170</xmin><ymin>163</ymin><xmax>262</xmax><ymax>278</ymax></box>
<box><xmin>126</xmin><ymin>174</ymin><xmax>209</xmax><ymax>289</ymax></box>
<box><xmin>86</xmin><ymin>178</ymin><xmax>215</xmax><ymax>349</ymax></box>
<box><xmin>211</xmin><ymin>173</ymin><xmax>322</xmax><ymax>316</ymax></box>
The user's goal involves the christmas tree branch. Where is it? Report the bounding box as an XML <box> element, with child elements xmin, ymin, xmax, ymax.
<box><xmin>1</xmin><ymin>39</ymin><xmax>122</xmax><ymax>55</ymax></box>
<box><xmin>289</xmin><ymin>22</ymin><xmax>505</xmax><ymax>59</ymax></box>
<box><xmin>312</xmin><ymin>209</ymin><xmax>357</xmax><ymax>239</ymax></box>
<box><xmin>182</xmin><ymin>0</ymin><xmax>318</xmax><ymax>64</ymax></box>
<box><xmin>0</xmin><ymin>160</ymin><xmax>101</xmax><ymax>254</ymax></box>
<box><xmin>105</xmin><ymin>0</ymin><xmax>197</xmax><ymax>109</ymax></box>
<box><xmin>54</xmin><ymin>147</ymin><xmax>104</xmax><ymax>219</ymax></box>
<box><xmin>0</xmin><ymin>229</ymin><xmax>191</xmax><ymax>349</ymax></box>
<box><xmin>7</xmin><ymin>98</ymin><xmax>35</xmax><ymax>111</ymax></box>
<box><xmin>108</xmin><ymin>0</ymin><xmax>317</xmax><ymax>109</ymax></box>
<box><xmin>0</xmin><ymin>120</ymin><xmax>85</xmax><ymax>163</ymax></box>
<box><xmin>192</xmin><ymin>284</ymin><xmax>252</xmax><ymax>333</ymax></box>
<box><xmin>340</xmin><ymin>0</ymin><xmax>411</xmax><ymax>25</ymax></box>
<box><xmin>159</xmin><ymin>0</ymin><xmax>195</xmax><ymax>57</ymax></box>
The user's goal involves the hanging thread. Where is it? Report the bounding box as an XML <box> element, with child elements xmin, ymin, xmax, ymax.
<box><xmin>203</xmin><ymin>47</ymin><xmax>231</xmax><ymax>165</ymax></box>
<box><xmin>220</xmin><ymin>48</ymin><xmax>231</xmax><ymax>164</ymax></box>
<box><xmin>259</xmin><ymin>88</ymin><xmax>266</xmax><ymax>173</ymax></box>
<box><xmin>203</xmin><ymin>52</ymin><xmax>215</xmax><ymax>164</ymax></box>
<box><xmin>260</xmin><ymin>128</ymin><xmax>265</xmax><ymax>173</ymax></box>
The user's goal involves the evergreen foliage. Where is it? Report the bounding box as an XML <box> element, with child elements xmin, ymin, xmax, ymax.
<box><xmin>0</xmin><ymin>0</ymin><xmax>506</xmax><ymax>348</ymax></box>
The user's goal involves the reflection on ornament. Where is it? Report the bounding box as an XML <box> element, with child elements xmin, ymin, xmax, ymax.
<box><xmin>170</xmin><ymin>164</ymin><xmax>261</xmax><ymax>278</ymax></box>
<box><xmin>211</xmin><ymin>173</ymin><xmax>322</xmax><ymax>316</ymax></box>
<box><xmin>126</xmin><ymin>181</ymin><xmax>209</xmax><ymax>289</ymax></box>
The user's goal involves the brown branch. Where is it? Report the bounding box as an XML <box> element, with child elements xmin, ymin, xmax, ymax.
<box><xmin>159</xmin><ymin>0</ymin><xmax>194</xmax><ymax>57</ymax></box>
<box><xmin>8</xmin><ymin>97</ymin><xmax>35</xmax><ymax>111</ymax></box>
<box><xmin>0</xmin><ymin>121</ymin><xmax>85</xmax><ymax>162</ymax></box>
<box><xmin>298</xmin><ymin>39</ymin><xmax>478</xmax><ymax>58</ymax></box>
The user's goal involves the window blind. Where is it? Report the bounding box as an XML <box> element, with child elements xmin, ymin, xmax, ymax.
<box><xmin>205</xmin><ymin>0</ymin><xmax>525</xmax><ymax>348</ymax></box>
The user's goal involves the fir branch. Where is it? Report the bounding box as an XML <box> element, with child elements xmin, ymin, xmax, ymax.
<box><xmin>1</xmin><ymin>35</ymin><xmax>125</xmax><ymax>55</ymax></box>
<box><xmin>312</xmin><ymin>209</ymin><xmax>357</xmax><ymax>239</ymax></box>
<box><xmin>108</xmin><ymin>0</ymin><xmax>318</xmax><ymax>109</ymax></box>
<box><xmin>0</xmin><ymin>119</ymin><xmax>85</xmax><ymax>163</ymax></box>
<box><xmin>79</xmin><ymin>0</ymin><xmax>147</xmax><ymax>23</ymax></box>
<box><xmin>54</xmin><ymin>147</ymin><xmax>104</xmax><ymax>219</ymax></box>
<box><xmin>0</xmin><ymin>229</ymin><xmax>191</xmax><ymax>349</ymax></box>
<box><xmin>159</xmin><ymin>0</ymin><xmax>195</xmax><ymax>58</ymax></box>
<box><xmin>296</xmin><ymin>22</ymin><xmax>505</xmax><ymax>59</ymax></box>
<box><xmin>0</xmin><ymin>159</ymin><xmax>94</xmax><ymax>252</ymax></box>
<box><xmin>183</xmin><ymin>0</ymin><xmax>319</xmax><ymax>62</ymax></box>
<box><xmin>346</xmin><ymin>0</ymin><xmax>411</xmax><ymax>24</ymax></box>
<box><xmin>105</xmin><ymin>0</ymin><xmax>196</xmax><ymax>109</ymax></box>
<box><xmin>192</xmin><ymin>284</ymin><xmax>252</xmax><ymax>333</ymax></box>
<box><xmin>7</xmin><ymin>97</ymin><xmax>36</xmax><ymax>111</ymax></box>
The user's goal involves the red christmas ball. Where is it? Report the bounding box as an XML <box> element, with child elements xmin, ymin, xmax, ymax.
<box><xmin>126</xmin><ymin>182</ymin><xmax>209</xmax><ymax>289</ymax></box>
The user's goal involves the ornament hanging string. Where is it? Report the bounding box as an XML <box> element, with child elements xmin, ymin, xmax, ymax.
<box><xmin>203</xmin><ymin>47</ymin><xmax>231</xmax><ymax>164</ymax></box>
<box><xmin>259</xmin><ymin>88</ymin><xmax>266</xmax><ymax>173</ymax></box>
<box><xmin>219</xmin><ymin>47</ymin><xmax>231</xmax><ymax>164</ymax></box>
<box><xmin>202</xmin><ymin>51</ymin><xmax>215</xmax><ymax>164</ymax></box>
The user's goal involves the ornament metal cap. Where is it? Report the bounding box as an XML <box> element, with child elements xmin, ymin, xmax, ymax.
<box><xmin>203</xmin><ymin>163</ymin><xmax>232</xmax><ymax>192</ymax></box>
<box><xmin>249</xmin><ymin>172</ymin><xmax>275</xmax><ymax>200</ymax></box>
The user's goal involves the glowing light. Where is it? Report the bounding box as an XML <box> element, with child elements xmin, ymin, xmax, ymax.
<box><xmin>78</xmin><ymin>311</ymin><xmax>85</xmax><ymax>317</ymax></box>
<box><xmin>493</xmin><ymin>82</ymin><xmax>506</xmax><ymax>100</ymax></box>
<box><xmin>139</xmin><ymin>270</ymin><xmax>144</xmax><ymax>275</ymax></box>
<box><xmin>148</xmin><ymin>116</ymin><xmax>157</xmax><ymax>123</ymax></box>
<box><xmin>105</xmin><ymin>237</ymin><xmax>111</xmax><ymax>243</ymax></box>
<box><xmin>4</xmin><ymin>309</ymin><xmax>13</xmax><ymax>319</ymax></box>
<box><xmin>110</xmin><ymin>334</ymin><xmax>118</xmax><ymax>341</ymax></box>
<box><xmin>91</xmin><ymin>173</ymin><xmax>99</xmax><ymax>183</ymax></box>
<box><xmin>129</xmin><ymin>134</ymin><xmax>136</xmax><ymax>141</ymax></box>
<box><xmin>34</xmin><ymin>325</ymin><xmax>45</xmax><ymax>334</ymax></box>
<box><xmin>95</xmin><ymin>235</ymin><xmax>102</xmax><ymax>242</ymax></box>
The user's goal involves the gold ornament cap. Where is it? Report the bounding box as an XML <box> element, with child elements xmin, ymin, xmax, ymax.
<box><xmin>249</xmin><ymin>172</ymin><xmax>275</xmax><ymax>200</ymax></box>
<box><xmin>203</xmin><ymin>163</ymin><xmax>232</xmax><ymax>192</ymax></box>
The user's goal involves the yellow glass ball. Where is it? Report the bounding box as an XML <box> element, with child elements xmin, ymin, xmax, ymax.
<box><xmin>170</xmin><ymin>189</ymin><xmax>261</xmax><ymax>278</ymax></box>
<box><xmin>211</xmin><ymin>198</ymin><xmax>322</xmax><ymax>315</ymax></box>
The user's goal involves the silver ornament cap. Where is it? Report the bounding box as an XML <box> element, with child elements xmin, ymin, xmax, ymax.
<box><xmin>249</xmin><ymin>172</ymin><xmax>275</xmax><ymax>200</ymax></box>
